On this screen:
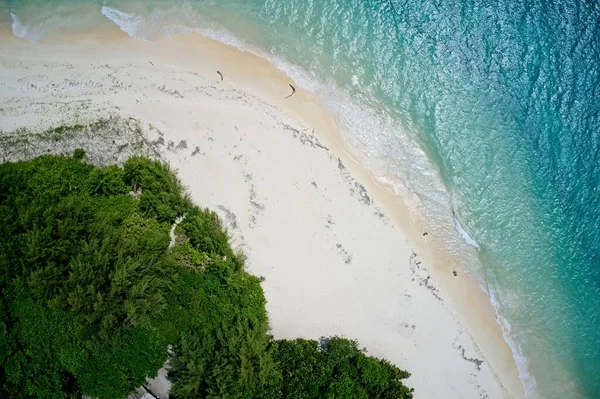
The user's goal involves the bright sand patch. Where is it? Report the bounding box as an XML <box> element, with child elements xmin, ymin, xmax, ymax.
<box><xmin>0</xmin><ymin>27</ymin><xmax>524</xmax><ymax>398</ymax></box>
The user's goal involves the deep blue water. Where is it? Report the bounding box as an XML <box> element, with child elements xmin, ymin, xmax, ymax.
<box><xmin>2</xmin><ymin>1</ymin><xmax>600</xmax><ymax>397</ymax></box>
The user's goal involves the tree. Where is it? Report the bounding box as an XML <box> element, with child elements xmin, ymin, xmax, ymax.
<box><xmin>168</xmin><ymin>228</ymin><xmax>281</xmax><ymax>398</ymax></box>
<box><xmin>0</xmin><ymin>153</ymin><xmax>414</xmax><ymax>398</ymax></box>
<box><xmin>0</xmin><ymin>154</ymin><xmax>183</xmax><ymax>397</ymax></box>
<box><xmin>274</xmin><ymin>337</ymin><xmax>413</xmax><ymax>399</ymax></box>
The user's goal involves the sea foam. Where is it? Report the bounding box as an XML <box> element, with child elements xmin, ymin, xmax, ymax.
<box><xmin>100</xmin><ymin>6</ymin><xmax>143</xmax><ymax>38</ymax></box>
<box><xmin>10</xmin><ymin>4</ymin><xmax>111</xmax><ymax>43</ymax></box>
<box><xmin>453</xmin><ymin>217</ymin><xmax>480</xmax><ymax>249</ymax></box>
<box><xmin>10</xmin><ymin>12</ymin><xmax>36</xmax><ymax>41</ymax></box>
<box><xmin>9</xmin><ymin>11</ymin><xmax>58</xmax><ymax>42</ymax></box>
<box><xmin>489</xmin><ymin>291</ymin><xmax>538</xmax><ymax>398</ymax></box>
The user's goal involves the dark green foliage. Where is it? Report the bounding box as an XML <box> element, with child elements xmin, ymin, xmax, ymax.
<box><xmin>72</xmin><ymin>148</ymin><xmax>85</xmax><ymax>161</ymax></box>
<box><xmin>123</xmin><ymin>156</ymin><xmax>192</xmax><ymax>223</ymax></box>
<box><xmin>1</xmin><ymin>283</ymin><xmax>84</xmax><ymax>398</ymax></box>
<box><xmin>0</xmin><ymin>153</ymin><xmax>413</xmax><ymax>399</ymax></box>
<box><xmin>168</xmin><ymin>237</ymin><xmax>281</xmax><ymax>399</ymax></box>
<box><xmin>177</xmin><ymin>206</ymin><xmax>242</xmax><ymax>267</ymax></box>
<box><xmin>74</xmin><ymin>323</ymin><xmax>171</xmax><ymax>399</ymax></box>
<box><xmin>88</xmin><ymin>165</ymin><xmax>128</xmax><ymax>195</ymax></box>
<box><xmin>0</xmin><ymin>154</ymin><xmax>187</xmax><ymax>398</ymax></box>
<box><xmin>274</xmin><ymin>337</ymin><xmax>413</xmax><ymax>399</ymax></box>
<box><xmin>0</xmin><ymin>304</ymin><xmax>7</xmax><ymax>364</ymax></box>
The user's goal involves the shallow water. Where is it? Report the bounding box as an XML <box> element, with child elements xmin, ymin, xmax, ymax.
<box><xmin>4</xmin><ymin>1</ymin><xmax>600</xmax><ymax>397</ymax></box>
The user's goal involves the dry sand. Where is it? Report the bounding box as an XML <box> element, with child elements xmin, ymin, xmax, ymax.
<box><xmin>0</xmin><ymin>27</ymin><xmax>524</xmax><ymax>398</ymax></box>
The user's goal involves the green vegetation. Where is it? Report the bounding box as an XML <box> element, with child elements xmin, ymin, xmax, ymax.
<box><xmin>0</xmin><ymin>151</ymin><xmax>413</xmax><ymax>398</ymax></box>
<box><xmin>273</xmin><ymin>338</ymin><xmax>412</xmax><ymax>399</ymax></box>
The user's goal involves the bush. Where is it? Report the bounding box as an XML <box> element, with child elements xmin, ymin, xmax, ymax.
<box><xmin>123</xmin><ymin>157</ymin><xmax>192</xmax><ymax>223</ymax></box>
<box><xmin>178</xmin><ymin>207</ymin><xmax>232</xmax><ymax>258</ymax></box>
<box><xmin>0</xmin><ymin>153</ymin><xmax>414</xmax><ymax>398</ymax></box>
<box><xmin>168</xmin><ymin>245</ymin><xmax>280</xmax><ymax>398</ymax></box>
<box><xmin>88</xmin><ymin>166</ymin><xmax>128</xmax><ymax>196</ymax></box>
<box><xmin>274</xmin><ymin>337</ymin><xmax>413</xmax><ymax>399</ymax></box>
<box><xmin>73</xmin><ymin>148</ymin><xmax>85</xmax><ymax>161</ymax></box>
<box><xmin>0</xmin><ymin>154</ymin><xmax>179</xmax><ymax>397</ymax></box>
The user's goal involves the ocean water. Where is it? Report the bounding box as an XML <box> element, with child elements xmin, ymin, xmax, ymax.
<box><xmin>3</xmin><ymin>1</ymin><xmax>600</xmax><ymax>397</ymax></box>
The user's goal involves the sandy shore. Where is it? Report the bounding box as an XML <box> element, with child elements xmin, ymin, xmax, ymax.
<box><xmin>0</xmin><ymin>27</ymin><xmax>524</xmax><ymax>398</ymax></box>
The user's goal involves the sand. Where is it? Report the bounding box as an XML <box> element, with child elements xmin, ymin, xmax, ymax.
<box><xmin>0</xmin><ymin>27</ymin><xmax>524</xmax><ymax>398</ymax></box>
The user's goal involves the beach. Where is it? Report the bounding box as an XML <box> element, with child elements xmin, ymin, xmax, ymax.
<box><xmin>0</xmin><ymin>27</ymin><xmax>524</xmax><ymax>398</ymax></box>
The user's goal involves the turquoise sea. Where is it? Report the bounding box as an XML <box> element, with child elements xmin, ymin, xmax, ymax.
<box><xmin>2</xmin><ymin>1</ymin><xmax>599</xmax><ymax>397</ymax></box>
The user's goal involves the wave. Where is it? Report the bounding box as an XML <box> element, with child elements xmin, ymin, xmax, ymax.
<box><xmin>9</xmin><ymin>3</ymin><xmax>110</xmax><ymax>43</ymax></box>
<box><xmin>489</xmin><ymin>291</ymin><xmax>537</xmax><ymax>398</ymax></box>
<box><xmin>453</xmin><ymin>217</ymin><xmax>480</xmax><ymax>249</ymax></box>
<box><xmin>100</xmin><ymin>6</ymin><xmax>142</xmax><ymax>38</ymax></box>
<box><xmin>8</xmin><ymin>11</ymin><xmax>58</xmax><ymax>43</ymax></box>
<box><xmin>10</xmin><ymin>12</ymin><xmax>29</xmax><ymax>40</ymax></box>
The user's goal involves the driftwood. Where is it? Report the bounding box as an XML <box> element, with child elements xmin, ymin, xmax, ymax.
<box><xmin>285</xmin><ymin>84</ymin><xmax>296</xmax><ymax>98</ymax></box>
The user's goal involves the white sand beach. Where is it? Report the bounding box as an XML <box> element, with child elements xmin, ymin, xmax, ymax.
<box><xmin>0</xmin><ymin>28</ymin><xmax>524</xmax><ymax>398</ymax></box>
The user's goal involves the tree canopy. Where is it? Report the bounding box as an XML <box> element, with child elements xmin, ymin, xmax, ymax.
<box><xmin>273</xmin><ymin>338</ymin><xmax>413</xmax><ymax>399</ymax></box>
<box><xmin>0</xmin><ymin>151</ymin><xmax>413</xmax><ymax>398</ymax></box>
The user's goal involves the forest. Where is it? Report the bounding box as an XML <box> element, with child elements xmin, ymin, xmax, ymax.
<box><xmin>0</xmin><ymin>151</ymin><xmax>413</xmax><ymax>398</ymax></box>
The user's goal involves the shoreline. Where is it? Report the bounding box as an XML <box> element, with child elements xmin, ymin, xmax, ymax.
<box><xmin>0</xmin><ymin>26</ymin><xmax>524</xmax><ymax>398</ymax></box>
